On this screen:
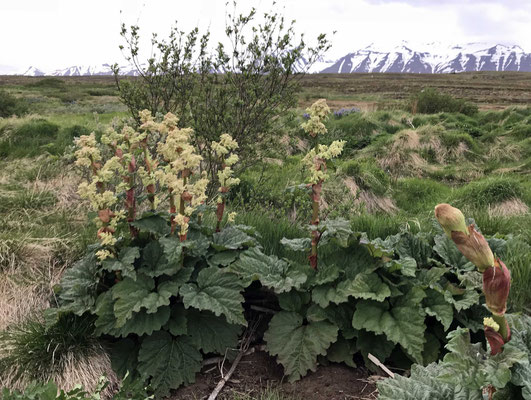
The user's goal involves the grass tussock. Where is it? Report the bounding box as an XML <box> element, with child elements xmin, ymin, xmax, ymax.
<box><xmin>0</xmin><ymin>313</ymin><xmax>117</xmax><ymax>397</ymax></box>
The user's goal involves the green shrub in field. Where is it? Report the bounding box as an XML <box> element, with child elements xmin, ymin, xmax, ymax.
<box><xmin>453</xmin><ymin>176</ymin><xmax>526</xmax><ymax>208</ymax></box>
<box><xmin>410</xmin><ymin>88</ymin><xmax>478</xmax><ymax>116</ymax></box>
<box><xmin>393</xmin><ymin>178</ymin><xmax>451</xmax><ymax>213</ymax></box>
<box><xmin>0</xmin><ymin>90</ymin><xmax>29</xmax><ymax>118</ymax></box>
<box><xmin>0</xmin><ymin>118</ymin><xmax>60</xmax><ymax>158</ymax></box>
<box><xmin>439</xmin><ymin>131</ymin><xmax>481</xmax><ymax>155</ymax></box>
<box><xmin>0</xmin><ymin>119</ymin><xmax>89</xmax><ymax>158</ymax></box>
<box><xmin>114</xmin><ymin>2</ymin><xmax>331</xmax><ymax>183</ymax></box>
<box><xmin>324</xmin><ymin>113</ymin><xmax>378</xmax><ymax>153</ymax></box>
<box><xmin>27</xmin><ymin>78</ymin><xmax>66</xmax><ymax>89</ymax></box>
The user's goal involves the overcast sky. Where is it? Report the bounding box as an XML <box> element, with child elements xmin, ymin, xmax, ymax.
<box><xmin>1</xmin><ymin>0</ymin><xmax>530</xmax><ymax>72</ymax></box>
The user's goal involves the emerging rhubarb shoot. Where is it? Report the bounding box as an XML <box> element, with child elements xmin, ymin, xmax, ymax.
<box><xmin>435</xmin><ymin>203</ymin><xmax>511</xmax><ymax>355</ymax></box>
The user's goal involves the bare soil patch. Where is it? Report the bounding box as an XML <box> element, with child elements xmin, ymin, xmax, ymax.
<box><xmin>171</xmin><ymin>351</ymin><xmax>377</xmax><ymax>400</ymax></box>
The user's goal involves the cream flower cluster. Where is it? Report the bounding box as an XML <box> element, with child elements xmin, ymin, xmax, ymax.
<box><xmin>301</xmin><ymin>98</ymin><xmax>331</xmax><ymax>137</ymax></box>
<box><xmin>302</xmin><ymin>141</ymin><xmax>346</xmax><ymax>184</ymax></box>
<box><xmin>140</xmin><ymin>111</ymin><xmax>209</xmax><ymax>237</ymax></box>
<box><xmin>74</xmin><ymin>133</ymin><xmax>101</xmax><ymax>168</ymax></box>
<box><xmin>74</xmin><ymin>110</ymin><xmax>211</xmax><ymax>258</ymax></box>
<box><xmin>212</xmin><ymin>134</ymin><xmax>240</xmax><ymax>193</ymax></box>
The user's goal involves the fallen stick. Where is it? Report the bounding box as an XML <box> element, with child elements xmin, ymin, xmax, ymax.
<box><xmin>207</xmin><ymin>319</ymin><xmax>259</xmax><ymax>400</ymax></box>
<box><xmin>207</xmin><ymin>347</ymin><xmax>245</xmax><ymax>400</ymax></box>
<box><xmin>367</xmin><ymin>353</ymin><xmax>395</xmax><ymax>379</ymax></box>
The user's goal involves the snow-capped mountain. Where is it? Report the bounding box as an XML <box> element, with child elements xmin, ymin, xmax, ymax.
<box><xmin>19</xmin><ymin>64</ymin><xmax>141</xmax><ymax>77</ymax></box>
<box><xmin>11</xmin><ymin>42</ymin><xmax>531</xmax><ymax>76</ymax></box>
<box><xmin>320</xmin><ymin>42</ymin><xmax>531</xmax><ymax>73</ymax></box>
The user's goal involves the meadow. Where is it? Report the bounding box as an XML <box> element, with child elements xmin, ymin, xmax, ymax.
<box><xmin>0</xmin><ymin>72</ymin><xmax>530</xmax><ymax>399</ymax></box>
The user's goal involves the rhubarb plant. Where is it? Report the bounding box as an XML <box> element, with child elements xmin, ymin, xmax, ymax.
<box><xmin>57</xmin><ymin>111</ymin><xmax>260</xmax><ymax>396</ymax></box>
<box><xmin>255</xmin><ymin>226</ymin><xmax>490</xmax><ymax>381</ymax></box>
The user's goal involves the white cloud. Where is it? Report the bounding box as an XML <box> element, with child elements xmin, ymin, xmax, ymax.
<box><xmin>1</xmin><ymin>0</ymin><xmax>530</xmax><ymax>72</ymax></box>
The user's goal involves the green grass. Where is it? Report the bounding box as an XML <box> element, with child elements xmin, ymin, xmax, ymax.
<box><xmin>393</xmin><ymin>178</ymin><xmax>452</xmax><ymax>213</ymax></box>
<box><xmin>451</xmin><ymin>176</ymin><xmax>528</xmax><ymax>208</ymax></box>
<box><xmin>504</xmin><ymin>237</ymin><xmax>531</xmax><ymax>314</ymax></box>
<box><xmin>0</xmin><ymin>189</ymin><xmax>57</xmax><ymax>213</ymax></box>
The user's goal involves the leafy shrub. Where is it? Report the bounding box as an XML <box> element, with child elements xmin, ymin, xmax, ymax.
<box><xmin>267</xmin><ymin>224</ymin><xmax>486</xmax><ymax>380</ymax></box>
<box><xmin>114</xmin><ymin>2</ymin><xmax>331</xmax><ymax>178</ymax></box>
<box><xmin>0</xmin><ymin>90</ymin><xmax>29</xmax><ymax>118</ymax></box>
<box><xmin>410</xmin><ymin>88</ymin><xmax>478</xmax><ymax>116</ymax></box>
<box><xmin>324</xmin><ymin>113</ymin><xmax>378</xmax><ymax>153</ymax></box>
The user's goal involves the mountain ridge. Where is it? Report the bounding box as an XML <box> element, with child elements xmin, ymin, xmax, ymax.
<box><xmin>7</xmin><ymin>41</ymin><xmax>531</xmax><ymax>76</ymax></box>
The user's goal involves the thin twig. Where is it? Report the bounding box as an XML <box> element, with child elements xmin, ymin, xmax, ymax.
<box><xmin>207</xmin><ymin>319</ymin><xmax>258</xmax><ymax>400</ymax></box>
<box><xmin>250</xmin><ymin>305</ymin><xmax>277</xmax><ymax>314</ymax></box>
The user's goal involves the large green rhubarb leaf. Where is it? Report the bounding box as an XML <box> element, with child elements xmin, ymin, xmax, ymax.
<box><xmin>359</xmin><ymin>232</ymin><xmax>400</xmax><ymax>258</ymax></box>
<box><xmin>94</xmin><ymin>290</ymin><xmax>171</xmax><ymax>337</ymax></box>
<box><xmin>59</xmin><ymin>250</ymin><xmax>100</xmax><ymax>315</ymax></box>
<box><xmin>138</xmin><ymin>331</ymin><xmax>202</xmax><ymax>396</ymax></box>
<box><xmin>101</xmin><ymin>247</ymin><xmax>140</xmax><ymax>280</ymax></box>
<box><xmin>312</xmin><ymin>272</ymin><xmax>390</xmax><ymax>308</ymax></box>
<box><xmin>352</xmin><ymin>289</ymin><xmax>427</xmax><ymax>362</ymax></box>
<box><xmin>211</xmin><ymin>226</ymin><xmax>256</xmax><ymax>250</ymax></box>
<box><xmin>326</xmin><ymin>336</ymin><xmax>356</xmax><ymax>368</ymax></box>
<box><xmin>443</xmin><ymin>283</ymin><xmax>480</xmax><ymax>312</ymax></box>
<box><xmin>396</xmin><ymin>232</ymin><xmax>433</xmax><ymax>267</ymax></box>
<box><xmin>112</xmin><ymin>275</ymin><xmax>171</xmax><ymax>327</ymax></box>
<box><xmin>434</xmin><ymin>234</ymin><xmax>474</xmax><ymax>270</ymax></box>
<box><xmin>186</xmin><ymin>309</ymin><xmax>241</xmax><ymax>354</ymax></box>
<box><xmin>423</xmin><ymin>289</ymin><xmax>454</xmax><ymax>331</ymax></box>
<box><xmin>159</xmin><ymin>236</ymin><xmax>184</xmax><ymax>264</ymax></box>
<box><xmin>439</xmin><ymin>328</ymin><xmax>527</xmax><ymax>391</ymax></box>
<box><xmin>506</xmin><ymin>314</ymin><xmax>531</xmax><ymax>399</ymax></box>
<box><xmin>280</xmin><ymin>237</ymin><xmax>311</xmax><ymax>252</ymax></box>
<box><xmin>110</xmin><ymin>338</ymin><xmax>138</xmax><ymax>378</ymax></box>
<box><xmin>130</xmin><ymin>214</ymin><xmax>170</xmax><ymax>235</ymax></box>
<box><xmin>139</xmin><ymin>240</ymin><xmax>178</xmax><ymax>278</ymax></box>
<box><xmin>264</xmin><ymin>311</ymin><xmax>338</xmax><ymax>381</ymax></box>
<box><xmin>377</xmin><ymin>363</ymin><xmax>483</xmax><ymax>400</ymax></box>
<box><xmin>229</xmin><ymin>247</ymin><xmax>307</xmax><ymax>293</ymax></box>
<box><xmin>179</xmin><ymin>267</ymin><xmax>246</xmax><ymax>326</ymax></box>
<box><xmin>317</xmin><ymin>218</ymin><xmax>353</xmax><ymax>247</ymax></box>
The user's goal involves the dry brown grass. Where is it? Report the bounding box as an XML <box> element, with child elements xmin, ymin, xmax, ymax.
<box><xmin>378</xmin><ymin>130</ymin><xmax>427</xmax><ymax>176</ymax></box>
<box><xmin>0</xmin><ymin>243</ymin><xmax>61</xmax><ymax>331</ymax></box>
<box><xmin>488</xmin><ymin>198</ymin><xmax>529</xmax><ymax>217</ymax></box>
<box><xmin>343</xmin><ymin>177</ymin><xmax>398</xmax><ymax>214</ymax></box>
